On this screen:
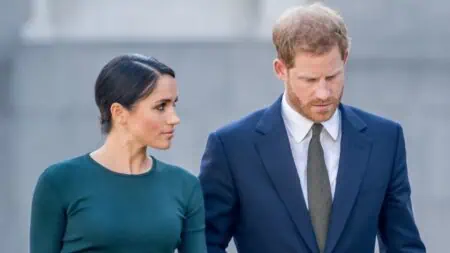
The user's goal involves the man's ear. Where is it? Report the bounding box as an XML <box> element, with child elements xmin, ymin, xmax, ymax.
<box><xmin>273</xmin><ymin>58</ymin><xmax>289</xmax><ymax>82</ymax></box>
<box><xmin>343</xmin><ymin>50</ymin><xmax>349</xmax><ymax>64</ymax></box>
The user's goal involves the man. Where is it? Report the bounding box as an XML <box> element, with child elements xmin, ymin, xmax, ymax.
<box><xmin>199</xmin><ymin>3</ymin><xmax>425</xmax><ymax>253</ymax></box>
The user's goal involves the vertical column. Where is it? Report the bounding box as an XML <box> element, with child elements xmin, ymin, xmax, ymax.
<box><xmin>0</xmin><ymin>57</ymin><xmax>14</xmax><ymax>253</ymax></box>
<box><xmin>23</xmin><ymin>0</ymin><xmax>259</xmax><ymax>41</ymax></box>
<box><xmin>21</xmin><ymin>0</ymin><xmax>54</xmax><ymax>41</ymax></box>
<box><xmin>255</xmin><ymin>0</ymin><xmax>309</xmax><ymax>39</ymax></box>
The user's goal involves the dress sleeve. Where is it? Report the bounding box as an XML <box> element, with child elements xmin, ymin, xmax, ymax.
<box><xmin>30</xmin><ymin>169</ymin><xmax>67</xmax><ymax>253</ymax></box>
<box><xmin>178</xmin><ymin>180</ymin><xmax>207</xmax><ymax>253</ymax></box>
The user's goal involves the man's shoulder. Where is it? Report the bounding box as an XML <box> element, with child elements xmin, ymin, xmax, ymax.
<box><xmin>342</xmin><ymin>104</ymin><xmax>402</xmax><ymax>139</ymax></box>
<box><xmin>344</xmin><ymin>104</ymin><xmax>400</xmax><ymax>128</ymax></box>
<box><xmin>214</xmin><ymin>106</ymin><xmax>268</xmax><ymax>139</ymax></box>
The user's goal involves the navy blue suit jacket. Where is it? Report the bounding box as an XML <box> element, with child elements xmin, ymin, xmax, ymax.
<box><xmin>199</xmin><ymin>96</ymin><xmax>425</xmax><ymax>253</ymax></box>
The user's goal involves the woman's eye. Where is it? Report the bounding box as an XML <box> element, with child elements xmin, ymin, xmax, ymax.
<box><xmin>156</xmin><ymin>103</ymin><xmax>166</xmax><ymax>111</ymax></box>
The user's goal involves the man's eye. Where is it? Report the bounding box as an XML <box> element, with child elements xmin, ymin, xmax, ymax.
<box><xmin>326</xmin><ymin>75</ymin><xmax>337</xmax><ymax>81</ymax></box>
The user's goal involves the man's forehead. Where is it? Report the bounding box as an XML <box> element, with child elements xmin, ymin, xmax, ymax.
<box><xmin>292</xmin><ymin>64</ymin><xmax>344</xmax><ymax>77</ymax></box>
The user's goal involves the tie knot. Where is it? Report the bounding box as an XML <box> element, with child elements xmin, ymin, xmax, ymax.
<box><xmin>312</xmin><ymin>123</ymin><xmax>323</xmax><ymax>138</ymax></box>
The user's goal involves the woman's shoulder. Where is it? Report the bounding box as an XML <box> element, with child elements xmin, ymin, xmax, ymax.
<box><xmin>154</xmin><ymin>158</ymin><xmax>200</xmax><ymax>187</ymax></box>
<box><xmin>154</xmin><ymin>158</ymin><xmax>202</xmax><ymax>205</ymax></box>
<box><xmin>38</xmin><ymin>154</ymin><xmax>90</xmax><ymax>185</ymax></box>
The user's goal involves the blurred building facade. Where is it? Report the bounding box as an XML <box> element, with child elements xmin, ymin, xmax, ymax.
<box><xmin>1</xmin><ymin>0</ymin><xmax>449</xmax><ymax>252</ymax></box>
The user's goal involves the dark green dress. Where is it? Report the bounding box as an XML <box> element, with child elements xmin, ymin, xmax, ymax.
<box><xmin>30</xmin><ymin>154</ymin><xmax>206</xmax><ymax>253</ymax></box>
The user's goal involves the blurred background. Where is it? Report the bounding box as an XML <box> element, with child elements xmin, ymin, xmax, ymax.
<box><xmin>0</xmin><ymin>0</ymin><xmax>449</xmax><ymax>252</ymax></box>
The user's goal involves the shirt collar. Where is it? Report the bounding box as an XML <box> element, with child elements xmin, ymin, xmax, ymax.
<box><xmin>281</xmin><ymin>93</ymin><xmax>340</xmax><ymax>143</ymax></box>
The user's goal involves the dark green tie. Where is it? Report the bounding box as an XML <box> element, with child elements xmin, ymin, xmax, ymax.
<box><xmin>307</xmin><ymin>123</ymin><xmax>332</xmax><ymax>253</ymax></box>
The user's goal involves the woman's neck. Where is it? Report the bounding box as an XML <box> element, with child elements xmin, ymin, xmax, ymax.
<box><xmin>91</xmin><ymin>132</ymin><xmax>152</xmax><ymax>175</ymax></box>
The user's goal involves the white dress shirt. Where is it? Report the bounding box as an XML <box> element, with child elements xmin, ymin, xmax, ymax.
<box><xmin>281</xmin><ymin>93</ymin><xmax>342</xmax><ymax>209</ymax></box>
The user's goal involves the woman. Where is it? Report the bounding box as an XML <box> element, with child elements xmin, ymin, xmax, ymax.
<box><xmin>30</xmin><ymin>54</ymin><xmax>206</xmax><ymax>253</ymax></box>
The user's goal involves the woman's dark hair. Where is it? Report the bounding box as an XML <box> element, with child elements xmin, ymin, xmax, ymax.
<box><xmin>94</xmin><ymin>54</ymin><xmax>175</xmax><ymax>134</ymax></box>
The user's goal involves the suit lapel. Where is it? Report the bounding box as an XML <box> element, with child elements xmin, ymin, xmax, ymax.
<box><xmin>254</xmin><ymin>96</ymin><xmax>318</xmax><ymax>253</ymax></box>
<box><xmin>325</xmin><ymin>105</ymin><xmax>373</xmax><ymax>253</ymax></box>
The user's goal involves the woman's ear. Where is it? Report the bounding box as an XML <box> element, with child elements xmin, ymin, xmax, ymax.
<box><xmin>110</xmin><ymin>102</ymin><xmax>128</xmax><ymax>126</ymax></box>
